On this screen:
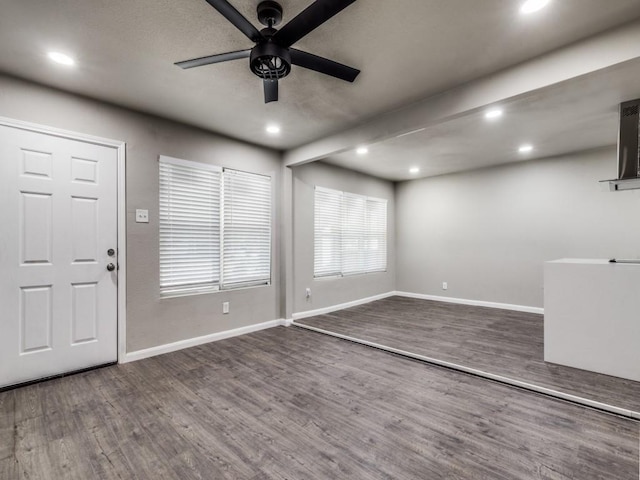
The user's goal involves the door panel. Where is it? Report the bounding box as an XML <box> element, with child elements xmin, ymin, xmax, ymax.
<box><xmin>0</xmin><ymin>125</ymin><xmax>118</xmax><ymax>388</ymax></box>
<box><xmin>20</xmin><ymin>192</ymin><xmax>53</xmax><ymax>264</ymax></box>
<box><xmin>71</xmin><ymin>196</ymin><xmax>99</xmax><ymax>262</ymax></box>
<box><xmin>20</xmin><ymin>285</ymin><xmax>53</xmax><ymax>353</ymax></box>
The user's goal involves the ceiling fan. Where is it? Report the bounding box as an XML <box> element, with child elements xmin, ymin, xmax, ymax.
<box><xmin>175</xmin><ymin>0</ymin><xmax>361</xmax><ymax>103</ymax></box>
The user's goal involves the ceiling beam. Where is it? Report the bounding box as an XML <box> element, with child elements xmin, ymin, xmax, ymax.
<box><xmin>284</xmin><ymin>19</ymin><xmax>640</xmax><ymax>167</ymax></box>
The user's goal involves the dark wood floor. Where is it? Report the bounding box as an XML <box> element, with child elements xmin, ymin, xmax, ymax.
<box><xmin>296</xmin><ymin>296</ymin><xmax>640</xmax><ymax>413</ymax></box>
<box><xmin>1</xmin><ymin>326</ymin><xmax>638</xmax><ymax>479</ymax></box>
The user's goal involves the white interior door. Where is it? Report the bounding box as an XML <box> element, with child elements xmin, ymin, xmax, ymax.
<box><xmin>0</xmin><ymin>124</ymin><xmax>118</xmax><ymax>388</ymax></box>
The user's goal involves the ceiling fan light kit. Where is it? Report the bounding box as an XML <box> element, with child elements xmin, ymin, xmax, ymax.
<box><xmin>175</xmin><ymin>0</ymin><xmax>361</xmax><ymax>103</ymax></box>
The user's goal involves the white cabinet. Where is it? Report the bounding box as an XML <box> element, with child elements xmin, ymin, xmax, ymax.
<box><xmin>544</xmin><ymin>259</ymin><xmax>640</xmax><ymax>382</ymax></box>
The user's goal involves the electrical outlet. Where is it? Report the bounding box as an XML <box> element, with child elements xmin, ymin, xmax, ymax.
<box><xmin>305</xmin><ymin>288</ymin><xmax>311</xmax><ymax>298</ymax></box>
<box><xmin>442</xmin><ymin>282</ymin><xmax>448</xmax><ymax>290</ymax></box>
<box><xmin>222</xmin><ymin>302</ymin><xmax>229</xmax><ymax>314</ymax></box>
<box><xmin>135</xmin><ymin>209</ymin><xmax>149</xmax><ymax>223</ymax></box>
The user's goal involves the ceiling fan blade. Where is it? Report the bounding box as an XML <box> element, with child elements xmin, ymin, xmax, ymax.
<box><xmin>290</xmin><ymin>49</ymin><xmax>360</xmax><ymax>82</ymax></box>
<box><xmin>272</xmin><ymin>0</ymin><xmax>357</xmax><ymax>47</ymax></box>
<box><xmin>175</xmin><ymin>49</ymin><xmax>251</xmax><ymax>69</ymax></box>
<box><xmin>204</xmin><ymin>0</ymin><xmax>262</xmax><ymax>42</ymax></box>
<box><xmin>264</xmin><ymin>79</ymin><xmax>278</xmax><ymax>103</ymax></box>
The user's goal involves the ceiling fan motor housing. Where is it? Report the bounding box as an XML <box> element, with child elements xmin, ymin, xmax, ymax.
<box><xmin>250</xmin><ymin>41</ymin><xmax>291</xmax><ymax>80</ymax></box>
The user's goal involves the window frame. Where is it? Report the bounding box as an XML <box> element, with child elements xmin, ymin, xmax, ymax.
<box><xmin>313</xmin><ymin>186</ymin><xmax>388</xmax><ymax>279</ymax></box>
<box><xmin>221</xmin><ymin>168</ymin><xmax>272</xmax><ymax>290</ymax></box>
<box><xmin>159</xmin><ymin>155</ymin><xmax>272</xmax><ymax>298</ymax></box>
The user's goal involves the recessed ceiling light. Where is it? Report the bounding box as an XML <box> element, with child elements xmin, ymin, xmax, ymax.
<box><xmin>356</xmin><ymin>147</ymin><xmax>369</xmax><ymax>155</ymax></box>
<box><xmin>409</xmin><ymin>167</ymin><xmax>420</xmax><ymax>174</ymax></box>
<box><xmin>519</xmin><ymin>144</ymin><xmax>534</xmax><ymax>153</ymax></box>
<box><xmin>265</xmin><ymin>124</ymin><xmax>281</xmax><ymax>135</ymax></box>
<box><xmin>484</xmin><ymin>108</ymin><xmax>503</xmax><ymax>120</ymax></box>
<box><xmin>47</xmin><ymin>51</ymin><xmax>75</xmax><ymax>66</ymax></box>
<box><xmin>520</xmin><ymin>0</ymin><xmax>551</xmax><ymax>14</ymax></box>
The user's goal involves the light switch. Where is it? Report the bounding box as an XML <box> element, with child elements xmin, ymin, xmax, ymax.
<box><xmin>136</xmin><ymin>209</ymin><xmax>149</xmax><ymax>223</ymax></box>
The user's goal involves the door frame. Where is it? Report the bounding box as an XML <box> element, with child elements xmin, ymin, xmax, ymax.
<box><xmin>0</xmin><ymin>116</ymin><xmax>127</xmax><ymax>363</ymax></box>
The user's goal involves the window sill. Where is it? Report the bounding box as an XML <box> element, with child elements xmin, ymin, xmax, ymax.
<box><xmin>160</xmin><ymin>287</ymin><xmax>219</xmax><ymax>300</ymax></box>
<box><xmin>314</xmin><ymin>270</ymin><xmax>387</xmax><ymax>280</ymax></box>
<box><xmin>160</xmin><ymin>282</ymin><xmax>271</xmax><ymax>300</ymax></box>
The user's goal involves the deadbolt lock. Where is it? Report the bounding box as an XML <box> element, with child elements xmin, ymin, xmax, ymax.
<box><xmin>107</xmin><ymin>248</ymin><xmax>115</xmax><ymax>257</ymax></box>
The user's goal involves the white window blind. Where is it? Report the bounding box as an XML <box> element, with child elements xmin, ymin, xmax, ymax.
<box><xmin>365</xmin><ymin>197</ymin><xmax>387</xmax><ymax>272</ymax></box>
<box><xmin>314</xmin><ymin>187</ymin><xmax>387</xmax><ymax>277</ymax></box>
<box><xmin>222</xmin><ymin>169</ymin><xmax>272</xmax><ymax>289</ymax></box>
<box><xmin>314</xmin><ymin>187</ymin><xmax>342</xmax><ymax>277</ymax></box>
<box><xmin>342</xmin><ymin>193</ymin><xmax>367</xmax><ymax>275</ymax></box>
<box><xmin>159</xmin><ymin>156</ymin><xmax>221</xmax><ymax>295</ymax></box>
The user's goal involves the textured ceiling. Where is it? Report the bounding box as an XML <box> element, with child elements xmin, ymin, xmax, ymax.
<box><xmin>1</xmin><ymin>0</ymin><xmax>640</xmax><ymax>151</ymax></box>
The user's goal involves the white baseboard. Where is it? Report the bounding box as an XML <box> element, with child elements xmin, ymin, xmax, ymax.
<box><xmin>122</xmin><ymin>318</ymin><xmax>286</xmax><ymax>363</ymax></box>
<box><xmin>291</xmin><ymin>290</ymin><xmax>542</xmax><ymax>321</ymax></box>
<box><xmin>394</xmin><ymin>291</ymin><xmax>544</xmax><ymax>315</ymax></box>
<box><xmin>292</xmin><ymin>291</ymin><xmax>395</xmax><ymax>320</ymax></box>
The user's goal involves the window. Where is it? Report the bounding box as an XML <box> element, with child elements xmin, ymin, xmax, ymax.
<box><xmin>222</xmin><ymin>169</ymin><xmax>272</xmax><ymax>289</ymax></box>
<box><xmin>159</xmin><ymin>156</ymin><xmax>271</xmax><ymax>296</ymax></box>
<box><xmin>159</xmin><ymin>157</ymin><xmax>221</xmax><ymax>295</ymax></box>
<box><xmin>314</xmin><ymin>186</ymin><xmax>387</xmax><ymax>277</ymax></box>
<box><xmin>314</xmin><ymin>187</ymin><xmax>342</xmax><ymax>277</ymax></box>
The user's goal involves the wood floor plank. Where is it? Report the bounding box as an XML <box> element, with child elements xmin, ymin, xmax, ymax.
<box><xmin>0</xmin><ymin>391</ymin><xmax>16</xmax><ymax>464</ymax></box>
<box><xmin>2</xmin><ymin>326</ymin><xmax>639</xmax><ymax>479</ymax></box>
<box><xmin>0</xmin><ymin>457</ymin><xmax>18</xmax><ymax>480</ymax></box>
<box><xmin>296</xmin><ymin>296</ymin><xmax>640</xmax><ymax>412</ymax></box>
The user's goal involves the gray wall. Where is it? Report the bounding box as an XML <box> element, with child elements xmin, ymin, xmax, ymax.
<box><xmin>0</xmin><ymin>74</ymin><xmax>282</xmax><ymax>352</ymax></box>
<box><xmin>396</xmin><ymin>147</ymin><xmax>640</xmax><ymax>308</ymax></box>
<box><xmin>6</xmin><ymin>74</ymin><xmax>637</xmax><ymax>352</ymax></box>
<box><xmin>292</xmin><ymin>161</ymin><xmax>396</xmax><ymax>314</ymax></box>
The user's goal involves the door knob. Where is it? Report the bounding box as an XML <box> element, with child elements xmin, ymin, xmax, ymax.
<box><xmin>106</xmin><ymin>263</ymin><xmax>116</xmax><ymax>272</ymax></box>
